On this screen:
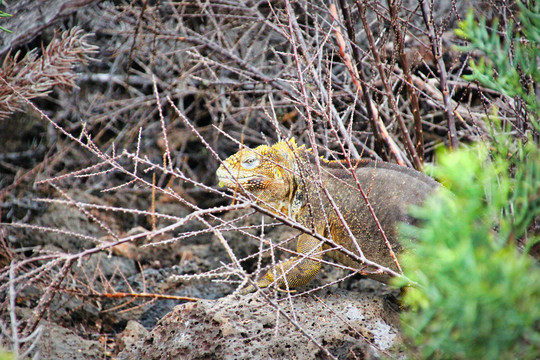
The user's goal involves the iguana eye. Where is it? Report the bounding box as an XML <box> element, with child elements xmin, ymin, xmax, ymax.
<box><xmin>241</xmin><ymin>156</ymin><xmax>259</xmax><ymax>169</ymax></box>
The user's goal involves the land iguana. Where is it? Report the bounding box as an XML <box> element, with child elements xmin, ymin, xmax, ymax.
<box><xmin>216</xmin><ymin>138</ymin><xmax>440</xmax><ymax>292</ymax></box>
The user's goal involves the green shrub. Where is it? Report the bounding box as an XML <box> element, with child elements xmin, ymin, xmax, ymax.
<box><xmin>0</xmin><ymin>0</ymin><xmax>12</xmax><ymax>33</ymax></box>
<box><xmin>0</xmin><ymin>350</ymin><xmax>15</xmax><ymax>360</ymax></box>
<box><xmin>396</xmin><ymin>143</ymin><xmax>540</xmax><ymax>359</ymax></box>
<box><xmin>455</xmin><ymin>2</ymin><xmax>540</xmax><ymax>128</ymax></box>
<box><xmin>395</xmin><ymin>3</ymin><xmax>540</xmax><ymax>358</ymax></box>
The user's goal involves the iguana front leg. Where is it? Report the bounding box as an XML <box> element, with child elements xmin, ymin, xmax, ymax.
<box><xmin>241</xmin><ymin>234</ymin><xmax>323</xmax><ymax>294</ymax></box>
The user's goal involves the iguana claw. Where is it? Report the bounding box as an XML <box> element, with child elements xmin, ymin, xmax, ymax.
<box><xmin>238</xmin><ymin>285</ymin><xmax>256</xmax><ymax>295</ymax></box>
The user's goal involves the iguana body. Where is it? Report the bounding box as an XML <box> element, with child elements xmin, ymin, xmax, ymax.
<box><xmin>216</xmin><ymin>139</ymin><xmax>440</xmax><ymax>291</ymax></box>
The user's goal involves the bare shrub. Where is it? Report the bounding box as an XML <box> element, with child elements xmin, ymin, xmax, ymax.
<box><xmin>1</xmin><ymin>0</ymin><xmax>531</xmax><ymax>358</ymax></box>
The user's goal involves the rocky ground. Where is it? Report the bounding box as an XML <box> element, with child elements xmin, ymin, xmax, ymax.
<box><xmin>9</xmin><ymin>190</ymin><xmax>404</xmax><ymax>359</ymax></box>
<box><xmin>117</xmin><ymin>289</ymin><xmax>403</xmax><ymax>360</ymax></box>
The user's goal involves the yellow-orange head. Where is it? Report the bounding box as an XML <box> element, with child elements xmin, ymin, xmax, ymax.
<box><xmin>216</xmin><ymin>138</ymin><xmax>303</xmax><ymax>214</ymax></box>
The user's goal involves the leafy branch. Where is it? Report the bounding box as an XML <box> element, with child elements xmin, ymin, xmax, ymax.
<box><xmin>0</xmin><ymin>0</ymin><xmax>12</xmax><ymax>33</ymax></box>
<box><xmin>455</xmin><ymin>3</ymin><xmax>540</xmax><ymax>129</ymax></box>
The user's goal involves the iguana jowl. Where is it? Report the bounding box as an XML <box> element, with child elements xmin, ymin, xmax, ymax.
<box><xmin>216</xmin><ymin>139</ymin><xmax>440</xmax><ymax>291</ymax></box>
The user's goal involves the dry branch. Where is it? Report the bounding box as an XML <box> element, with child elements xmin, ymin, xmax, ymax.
<box><xmin>335</xmin><ymin>1</ymin><xmax>408</xmax><ymax>166</ymax></box>
<box><xmin>418</xmin><ymin>0</ymin><xmax>458</xmax><ymax>148</ymax></box>
<box><xmin>0</xmin><ymin>27</ymin><xmax>98</xmax><ymax>120</ymax></box>
<box><xmin>0</xmin><ymin>0</ymin><xmax>101</xmax><ymax>57</ymax></box>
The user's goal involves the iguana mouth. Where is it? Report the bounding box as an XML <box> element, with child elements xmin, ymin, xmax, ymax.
<box><xmin>217</xmin><ymin>175</ymin><xmax>265</xmax><ymax>188</ymax></box>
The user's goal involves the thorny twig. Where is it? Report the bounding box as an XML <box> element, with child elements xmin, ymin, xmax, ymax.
<box><xmin>1</xmin><ymin>261</ymin><xmax>43</xmax><ymax>359</ymax></box>
<box><xmin>385</xmin><ymin>0</ymin><xmax>425</xmax><ymax>161</ymax></box>
<box><xmin>418</xmin><ymin>0</ymin><xmax>458</xmax><ymax>148</ymax></box>
<box><xmin>1</xmin><ymin>1</ymin><xmax>518</xmax><ymax>357</ymax></box>
<box><xmin>335</xmin><ymin>2</ymin><xmax>410</xmax><ymax>166</ymax></box>
<box><xmin>356</xmin><ymin>0</ymin><xmax>422</xmax><ymax>170</ymax></box>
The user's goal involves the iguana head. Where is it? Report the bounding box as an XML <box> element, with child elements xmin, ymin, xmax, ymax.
<box><xmin>216</xmin><ymin>138</ymin><xmax>303</xmax><ymax>214</ymax></box>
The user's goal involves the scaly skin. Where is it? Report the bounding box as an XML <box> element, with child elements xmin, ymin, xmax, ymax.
<box><xmin>216</xmin><ymin>139</ymin><xmax>440</xmax><ymax>292</ymax></box>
